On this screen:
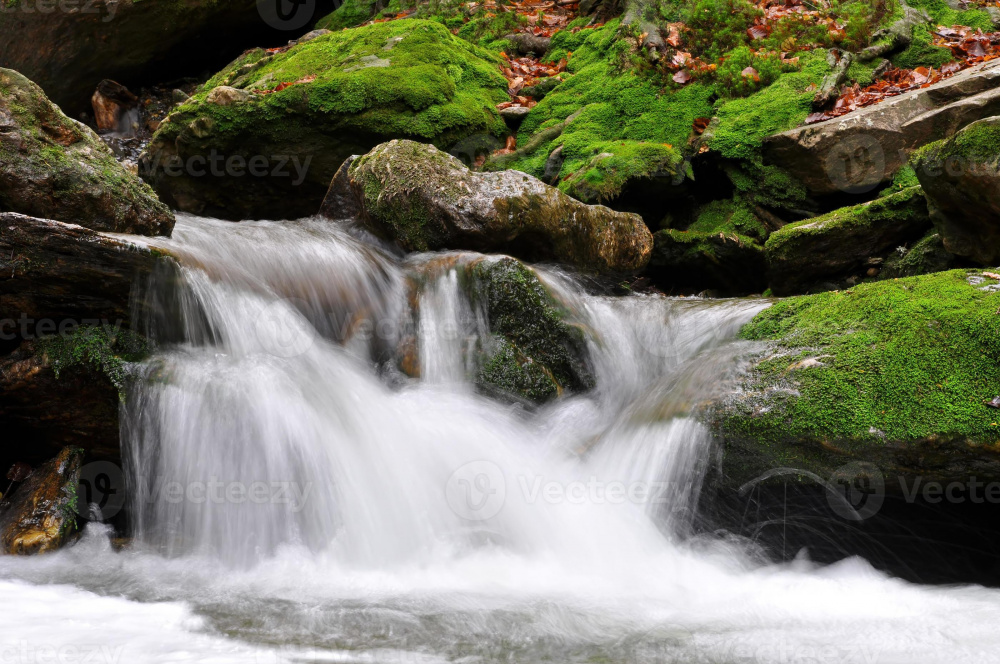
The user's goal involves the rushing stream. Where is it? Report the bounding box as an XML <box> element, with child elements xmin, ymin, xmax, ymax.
<box><xmin>3</xmin><ymin>215</ymin><xmax>1000</xmax><ymax>663</ymax></box>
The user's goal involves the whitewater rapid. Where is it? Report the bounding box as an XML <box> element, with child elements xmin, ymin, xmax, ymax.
<box><xmin>2</xmin><ymin>214</ymin><xmax>1000</xmax><ymax>663</ymax></box>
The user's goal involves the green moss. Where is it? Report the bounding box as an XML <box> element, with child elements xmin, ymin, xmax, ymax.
<box><xmin>890</xmin><ymin>24</ymin><xmax>955</xmax><ymax>70</ymax></box>
<box><xmin>681</xmin><ymin>0</ymin><xmax>762</xmax><ymax>61</ymax></box>
<box><xmin>880</xmin><ymin>230</ymin><xmax>959</xmax><ymax>278</ymax></box>
<box><xmin>879</xmin><ymin>163</ymin><xmax>920</xmax><ymax>196</ymax></box>
<box><xmin>478</xmin><ymin>335</ymin><xmax>561</xmax><ymax>403</ymax></box>
<box><xmin>687</xmin><ymin>198</ymin><xmax>768</xmax><ymax>242</ymax></box>
<box><xmin>766</xmin><ymin>186</ymin><xmax>927</xmax><ymax>261</ymax></box>
<box><xmin>315</xmin><ymin>0</ymin><xmax>378</xmax><ymax>30</ymax></box>
<box><xmin>907</xmin><ymin>0</ymin><xmax>994</xmax><ymax>30</ymax></box>
<box><xmin>729</xmin><ymin>268</ymin><xmax>1000</xmax><ymax>450</ymax></box>
<box><xmin>38</xmin><ymin>326</ymin><xmax>149</xmax><ymax>399</ymax></box>
<box><xmin>469</xmin><ymin>257</ymin><xmax>593</xmax><ymax>399</ymax></box>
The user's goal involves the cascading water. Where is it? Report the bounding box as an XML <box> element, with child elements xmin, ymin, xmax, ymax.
<box><xmin>4</xmin><ymin>214</ymin><xmax>1000</xmax><ymax>663</ymax></box>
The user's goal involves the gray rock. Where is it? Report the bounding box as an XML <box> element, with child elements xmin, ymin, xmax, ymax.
<box><xmin>763</xmin><ymin>60</ymin><xmax>1000</xmax><ymax>196</ymax></box>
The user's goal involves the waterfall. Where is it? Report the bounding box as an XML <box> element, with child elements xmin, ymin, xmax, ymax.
<box><xmin>121</xmin><ymin>214</ymin><xmax>767</xmax><ymax>567</ymax></box>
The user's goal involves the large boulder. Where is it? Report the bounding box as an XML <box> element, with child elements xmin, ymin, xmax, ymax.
<box><xmin>0</xmin><ymin>68</ymin><xmax>173</xmax><ymax>235</ymax></box>
<box><xmin>140</xmin><ymin>20</ymin><xmax>510</xmax><ymax>220</ymax></box>
<box><xmin>323</xmin><ymin>140</ymin><xmax>653</xmax><ymax>275</ymax></box>
<box><xmin>764</xmin><ymin>187</ymin><xmax>932</xmax><ymax>295</ymax></box>
<box><xmin>647</xmin><ymin>230</ymin><xmax>766</xmax><ymax>295</ymax></box>
<box><xmin>0</xmin><ymin>0</ymin><xmax>336</xmax><ymax>115</ymax></box>
<box><xmin>912</xmin><ymin>116</ymin><xmax>1000</xmax><ymax>264</ymax></box>
<box><xmin>708</xmin><ymin>268</ymin><xmax>1000</xmax><ymax>497</ymax></box>
<box><xmin>0</xmin><ymin>446</ymin><xmax>83</xmax><ymax>554</ymax></box>
<box><xmin>0</xmin><ymin>213</ymin><xmax>166</xmax><ymax>466</ymax></box>
<box><xmin>764</xmin><ymin>59</ymin><xmax>1000</xmax><ymax>196</ymax></box>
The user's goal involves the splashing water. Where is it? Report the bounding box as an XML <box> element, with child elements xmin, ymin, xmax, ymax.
<box><xmin>3</xmin><ymin>214</ymin><xmax>1000</xmax><ymax>663</ymax></box>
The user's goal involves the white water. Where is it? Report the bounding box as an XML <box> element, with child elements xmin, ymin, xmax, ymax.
<box><xmin>3</xmin><ymin>214</ymin><xmax>1000</xmax><ymax>663</ymax></box>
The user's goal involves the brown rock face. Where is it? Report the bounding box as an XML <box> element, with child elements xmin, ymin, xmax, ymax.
<box><xmin>0</xmin><ymin>447</ymin><xmax>83</xmax><ymax>554</ymax></box>
<box><xmin>764</xmin><ymin>60</ymin><xmax>1000</xmax><ymax>196</ymax></box>
<box><xmin>91</xmin><ymin>79</ymin><xmax>139</xmax><ymax>134</ymax></box>
<box><xmin>322</xmin><ymin>141</ymin><xmax>654</xmax><ymax>275</ymax></box>
<box><xmin>0</xmin><ymin>68</ymin><xmax>174</xmax><ymax>236</ymax></box>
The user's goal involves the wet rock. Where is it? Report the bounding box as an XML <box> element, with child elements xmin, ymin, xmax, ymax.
<box><xmin>0</xmin><ymin>69</ymin><xmax>174</xmax><ymax>236</ymax></box>
<box><xmin>0</xmin><ymin>0</ymin><xmax>329</xmax><ymax>115</ymax></box>
<box><xmin>0</xmin><ymin>447</ymin><xmax>83</xmax><ymax>554</ymax></box>
<box><xmin>323</xmin><ymin>140</ymin><xmax>653</xmax><ymax>275</ymax></box>
<box><xmin>764</xmin><ymin>187</ymin><xmax>932</xmax><ymax>295</ymax></box>
<box><xmin>91</xmin><ymin>80</ymin><xmax>139</xmax><ymax>135</ymax></box>
<box><xmin>500</xmin><ymin>105</ymin><xmax>531</xmax><ymax>128</ymax></box>
<box><xmin>141</xmin><ymin>21</ymin><xmax>509</xmax><ymax>220</ymax></box>
<box><xmin>912</xmin><ymin>116</ymin><xmax>1000</xmax><ymax>264</ymax></box>
<box><xmin>764</xmin><ymin>60</ymin><xmax>1000</xmax><ymax>196</ymax></box>
<box><xmin>503</xmin><ymin>32</ymin><xmax>551</xmax><ymax>56</ymax></box>
<box><xmin>880</xmin><ymin>230</ymin><xmax>965</xmax><ymax>279</ymax></box>
<box><xmin>0</xmin><ymin>212</ymin><xmax>169</xmax><ymax>327</ymax></box>
<box><xmin>647</xmin><ymin>230</ymin><xmax>766</xmax><ymax>295</ymax></box>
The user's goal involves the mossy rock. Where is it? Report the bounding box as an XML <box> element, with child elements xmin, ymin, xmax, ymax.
<box><xmin>469</xmin><ymin>256</ymin><xmax>594</xmax><ymax>402</ymax></box>
<box><xmin>647</xmin><ymin>229</ymin><xmax>766</xmax><ymax>295</ymax></box>
<box><xmin>765</xmin><ymin>187</ymin><xmax>932</xmax><ymax>295</ymax></box>
<box><xmin>0</xmin><ymin>68</ymin><xmax>173</xmax><ymax>235</ymax></box>
<box><xmin>880</xmin><ymin>230</ymin><xmax>964</xmax><ymax>279</ymax></box>
<box><xmin>709</xmin><ymin>268</ymin><xmax>1000</xmax><ymax>495</ymax></box>
<box><xmin>0</xmin><ymin>446</ymin><xmax>84</xmax><ymax>554</ymax></box>
<box><xmin>324</xmin><ymin>140</ymin><xmax>654</xmax><ymax>274</ymax></box>
<box><xmin>140</xmin><ymin>20</ymin><xmax>510</xmax><ymax>220</ymax></box>
<box><xmin>912</xmin><ymin>116</ymin><xmax>1000</xmax><ymax>265</ymax></box>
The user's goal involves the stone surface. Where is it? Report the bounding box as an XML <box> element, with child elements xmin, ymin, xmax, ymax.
<box><xmin>323</xmin><ymin>140</ymin><xmax>653</xmax><ymax>275</ymax></box>
<box><xmin>0</xmin><ymin>0</ymin><xmax>331</xmax><ymax>114</ymax></box>
<box><xmin>91</xmin><ymin>79</ymin><xmax>138</xmax><ymax>134</ymax></box>
<box><xmin>647</xmin><ymin>230</ymin><xmax>766</xmax><ymax>295</ymax></box>
<box><xmin>0</xmin><ymin>68</ymin><xmax>174</xmax><ymax>236</ymax></box>
<box><xmin>764</xmin><ymin>187</ymin><xmax>932</xmax><ymax>295</ymax></box>
<box><xmin>764</xmin><ymin>60</ymin><xmax>1000</xmax><ymax>196</ymax></box>
<box><xmin>0</xmin><ymin>447</ymin><xmax>83</xmax><ymax>554</ymax></box>
<box><xmin>912</xmin><ymin>116</ymin><xmax>1000</xmax><ymax>264</ymax></box>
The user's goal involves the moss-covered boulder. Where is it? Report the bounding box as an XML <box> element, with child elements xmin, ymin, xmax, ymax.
<box><xmin>710</xmin><ymin>269</ymin><xmax>1000</xmax><ymax>495</ymax></box>
<box><xmin>765</xmin><ymin>187</ymin><xmax>932</xmax><ymax>295</ymax></box>
<box><xmin>469</xmin><ymin>257</ymin><xmax>593</xmax><ymax>403</ymax></box>
<box><xmin>0</xmin><ymin>446</ymin><xmax>83</xmax><ymax>554</ymax></box>
<box><xmin>913</xmin><ymin>116</ymin><xmax>1000</xmax><ymax>264</ymax></box>
<box><xmin>324</xmin><ymin>140</ymin><xmax>653</xmax><ymax>274</ymax></box>
<box><xmin>0</xmin><ymin>0</ymin><xmax>331</xmax><ymax>115</ymax></box>
<box><xmin>141</xmin><ymin>20</ymin><xmax>510</xmax><ymax>220</ymax></box>
<box><xmin>0</xmin><ymin>68</ymin><xmax>173</xmax><ymax>235</ymax></box>
<box><xmin>647</xmin><ymin>229</ymin><xmax>766</xmax><ymax>295</ymax></box>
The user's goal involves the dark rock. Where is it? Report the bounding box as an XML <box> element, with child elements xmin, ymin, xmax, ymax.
<box><xmin>502</xmin><ymin>32</ymin><xmax>551</xmax><ymax>56</ymax></box>
<box><xmin>91</xmin><ymin>80</ymin><xmax>139</xmax><ymax>135</ymax></box>
<box><xmin>323</xmin><ymin>140</ymin><xmax>653</xmax><ymax>275</ymax></box>
<box><xmin>0</xmin><ymin>69</ymin><xmax>174</xmax><ymax>236</ymax></box>
<box><xmin>764</xmin><ymin>59</ymin><xmax>1000</xmax><ymax>196</ymax></box>
<box><xmin>912</xmin><ymin>116</ymin><xmax>1000</xmax><ymax>264</ymax></box>
<box><xmin>499</xmin><ymin>105</ymin><xmax>531</xmax><ymax>128</ymax></box>
<box><xmin>647</xmin><ymin>230</ymin><xmax>766</xmax><ymax>295</ymax></box>
<box><xmin>0</xmin><ymin>0</ymin><xmax>334</xmax><ymax>114</ymax></box>
<box><xmin>542</xmin><ymin>145</ymin><xmax>564</xmax><ymax>184</ymax></box>
<box><xmin>764</xmin><ymin>187</ymin><xmax>932</xmax><ymax>295</ymax></box>
<box><xmin>0</xmin><ymin>447</ymin><xmax>83</xmax><ymax>554</ymax></box>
